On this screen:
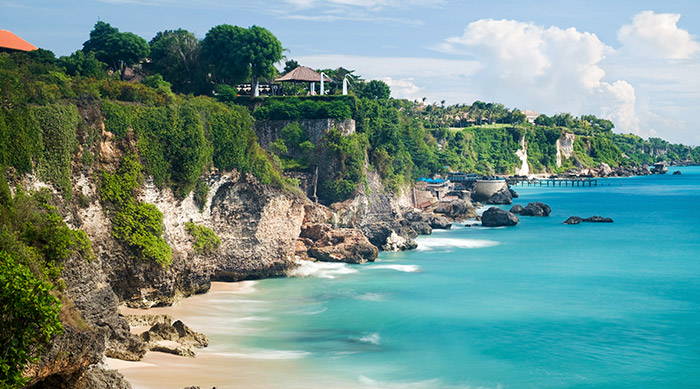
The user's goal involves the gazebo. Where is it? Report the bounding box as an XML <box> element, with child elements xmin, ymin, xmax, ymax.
<box><xmin>275</xmin><ymin>66</ymin><xmax>333</xmax><ymax>95</ymax></box>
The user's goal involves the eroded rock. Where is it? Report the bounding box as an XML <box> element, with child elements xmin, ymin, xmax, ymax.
<box><xmin>481</xmin><ymin>207</ymin><xmax>519</xmax><ymax>227</ymax></box>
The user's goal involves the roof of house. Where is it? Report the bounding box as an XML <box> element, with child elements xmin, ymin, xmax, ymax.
<box><xmin>275</xmin><ymin>66</ymin><xmax>333</xmax><ymax>82</ymax></box>
<box><xmin>0</xmin><ymin>30</ymin><xmax>38</xmax><ymax>52</ymax></box>
<box><xmin>523</xmin><ymin>109</ymin><xmax>540</xmax><ymax>117</ymax></box>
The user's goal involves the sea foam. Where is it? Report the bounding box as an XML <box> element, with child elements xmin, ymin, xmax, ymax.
<box><xmin>215</xmin><ymin>348</ymin><xmax>310</xmax><ymax>360</ymax></box>
<box><xmin>286</xmin><ymin>260</ymin><xmax>358</xmax><ymax>279</ymax></box>
<box><xmin>415</xmin><ymin>237</ymin><xmax>499</xmax><ymax>251</ymax></box>
<box><xmin>370</xmin><ymin>264</ymin><xmax>422</xmax><ymax>273</ymax></box>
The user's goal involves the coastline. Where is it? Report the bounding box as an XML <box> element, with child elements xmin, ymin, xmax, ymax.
<box><xmin>109</xmin><ymin>281</ymin><xmax>358</xmax><ymax>389</ymax></box>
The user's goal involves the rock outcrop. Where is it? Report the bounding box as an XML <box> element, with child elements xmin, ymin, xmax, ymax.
<box><xmin>564</xmin><ymin>216</ymin><xmax>614</xmax><ymax>224</ymax></box>
<box><xmin>583</xmin><ymin>216</ymin><xmax>613</xmax><ymax>223</ymax></box>
<box><xmin>481</xmin><ymin>207</ymin><xmax>519</xmax><ymax>227</ymax></box>
<box><xmin>299</xmin><ymin>223</ymin><xmax>378</xmax><ymax>264</ymax></box>
<box><xmin>432</xmin><ymin>199</ymin><xmax>477</xmax><ymax>220</ymax></box>
<box><xmin>509</xmin><ymin>205</ymin><xmax>524</xmax><ymax>214</ymax></box>
<box><xmin>519</xmin><ymin>202</ymin><xmax>552</xmax><ymax>217</ymax></box>
<box><xmin>563</xmin><ymin>216</ymin><xmax>583</xmax><ymax>224</ymax></box>
<box><xmin>483</xmin><ymin>187</ymin><xmax>513</xmax><ymax>205</ymax></box>
<box><xmin>140</xmin><ymin>318</ymin><xmax>209</xmax><ymax>358</ymax></box>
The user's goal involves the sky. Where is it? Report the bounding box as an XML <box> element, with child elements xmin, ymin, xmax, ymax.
<box><xmin>2</xmin><ymin>0</ymin><xmax>700</xmax><ymax>145</ymax></box>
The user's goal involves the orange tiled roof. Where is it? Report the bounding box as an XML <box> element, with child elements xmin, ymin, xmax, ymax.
<box><xmin>0</xmin><ymin>30</ymin><xmax>38</xmax><ymax>52</ymax></box>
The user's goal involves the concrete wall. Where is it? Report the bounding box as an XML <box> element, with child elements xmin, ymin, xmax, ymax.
<box><xmin>255</xmin><ymin>118</ymin><xmax>356</xmax><ymax>149</ymax></box>
<box><xmin>473</xmin><ymin>180</ymin><xmax>507</xmax><ymax>199</ymax></box>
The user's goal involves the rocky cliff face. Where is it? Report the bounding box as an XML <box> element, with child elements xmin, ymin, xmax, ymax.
<box><xmin>556</xmin><ymin>133</ymin><xmax>576</xmax><ymax>168</ymax></box>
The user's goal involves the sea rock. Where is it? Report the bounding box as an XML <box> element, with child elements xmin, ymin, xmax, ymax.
<box><xmin>483</xmin><ymin>187</ymin><xmax>513</xmax><ymax>205</ymax></box>
<box><xmin>411</xmin><ymin>221</ymin><xmax>433</xmax><ymax>235</ymax></box>
<box><xmin>361</xmin><ymin>220</ymin><xmax>418</xmax><ymax>252</ymax></box>
<box><xmin>509</xmin><ymin>188</ymin><xmax>519</xmax><ymax>198</ymax></box>
<box><xmin>402</xmin><ymin>210</ymin><xmax>435</xmax><ymax>234</ymax></box>
<box><xmin>429</xmin><ymin>215</ymin><xmax>452</xmax><ymax>230</ymax></box>
<box><xmin>141</xmin><ymin>319</ymin><xmax>209</xmax><ymax>358</ymax></box>
<box><xmin>563</xmin><ymin>216</ymin><xmax>583</xmax><ymax>224</ymax></box>
<box><xmin>481</xmin><ymin>207</ymin><xmax>519</xmax><ymax>227</ymax></box>
<box><xmin>302</xmin><ymin>223</ymin><xmax>378</xmax><ymax>263</ymax></box>
<box><xmin>583</xmin><ymin>216</ymin><xmax>613</xmax><ymax>223</ymax></box>
<box><xmin>520</xmin><ymin>202</ymin><xmax>551</xmax><ymax>217</ymax></box>
<box><xmin>433</xmin><ymin>199</ymin><xmax>477</xmax><ymax>220</ymax></box>
<box><xmin>673</xmin><ymin>170</ymin><xmax>682</xmax><ymax>175</ymax></box>
<box><xmin>509</xmin><ymin>204</ymin><xmax>524</xmax><ymax>214</ymax></box>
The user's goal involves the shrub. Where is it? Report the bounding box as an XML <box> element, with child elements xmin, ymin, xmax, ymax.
<box><xmin>0</xmin><ymin>252</ymin><xmax>62</xmax><ymax>387</ymax></box>
<box><xmin>101</xmin><ymin>155</ymin><xmax>172</xmax><ymax>267</ymax></box>
<box><xmin>184</xmin><ymin>222</ymin><xmax>221</xmax><ymax>254</ymax></box>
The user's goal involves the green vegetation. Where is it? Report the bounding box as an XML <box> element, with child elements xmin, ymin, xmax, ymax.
<box><xmin>101</xmin><ymin>155</ymin><xmax>172</xmax><ymax>267</ymax></box>
<box><xmin>33</xmin><ymin>104</ymin><xmax>80</xmax><ymax>198</ymax></box>
<box><xmin>201</xmin><ymin>24</ymin><xmax>282</xmax><ymax>96</ymax></box>
<box><xmin>318</xmin><ymin>129</ymin><xmax>368</xmax><ymax>203</ymax></box>
<box><xmin>0</xmin><ymin>176</ymin><xmax>93</xmax><ymax>387</ymax></box>
<box><xmin>82</xmin><ymin>21</ymin><xmax>150</xmax><ymax>80</ymax></box>
<box><xmin>184</xmin><ymin>222</ymin><xmax>221</xmax><ymax>254</ymax></box>
<box><xmin>253</xmin><ymin>98</ymin><xmax>353</xmax><ymax>120</ymax></box>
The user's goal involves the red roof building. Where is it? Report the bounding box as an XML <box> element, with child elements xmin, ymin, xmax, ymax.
<box><xmin>0</xmin><ymin>30</ymin><xmax>38</xmax><ymax>52</ymax></box>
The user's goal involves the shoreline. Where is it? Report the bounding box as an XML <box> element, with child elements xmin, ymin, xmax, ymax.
<box><xmin>110</xmin><ymin>281</ymin><xmax>359</xmax><ymax>389</ymax></box>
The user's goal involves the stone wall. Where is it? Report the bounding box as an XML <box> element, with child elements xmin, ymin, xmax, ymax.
<box><xmin>255</xmin><ymin>118</ymin><xmax>356</xmax><ymax>149</ymax></box>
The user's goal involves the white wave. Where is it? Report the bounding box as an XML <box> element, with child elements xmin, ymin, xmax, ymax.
<box><xmin>286</xmin><ymin>260</ymin><xmax>358</xmax><ymax>279</ymax></box>
<box><xmin>358</xmin><ymin>376</ymin><xmax>444</xmax><ymax>388</ymax></box>
<box><xmin>415</xmin><ymin>237</ymin><xmax>499</xmax><ymax>251</ymax></box>
<box><xmin>288</xmin><ymin>306</ymin><xmax>328</xmax><ymax>315</ymax></box>
<box><xmin>358</xmin><ymin>332</ymin><xmax>381</xmax><ymax>345</ymax></box>
<box><xmin>214</xmin><ymin>348</ymin><xmax>310</xmax><ymax>360</ymax></box>
<box><xmin>370</xmin><ymin>264</ymin><xmax>422</xmax><ymax>273</ymax></box>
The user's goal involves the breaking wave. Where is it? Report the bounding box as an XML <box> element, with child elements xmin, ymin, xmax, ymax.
<box><xmin>370</xmin><ymin>264</ymin><xmax>422</xmax><ymax>273</ymax></box>
<box><xmin>415</xmin><ymin>237</ymin><xmax>499</xmax><ymax>251</ymax></box>
<box><xmin>286</xmin><ymin>260</ymin><xmax>358</xmax><ymax>279</ymax></box>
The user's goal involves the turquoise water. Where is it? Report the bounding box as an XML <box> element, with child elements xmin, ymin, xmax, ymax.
<box><xmin>206</xmin><ymin>167</ymin><xmax>700</xmax><ymax>388</ymax></box>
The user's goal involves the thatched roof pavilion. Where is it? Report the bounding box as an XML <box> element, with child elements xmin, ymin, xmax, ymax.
<box><xmin>275</xmin><ymin>66</ymin><xmax>333</xmax><ymax>83</ymax></box>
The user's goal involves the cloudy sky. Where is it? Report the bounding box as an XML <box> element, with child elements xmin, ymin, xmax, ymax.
<box><xmin>2</xmin><ymin>0</ymin><xmax>699</xmax><ymax>145</ymax></box>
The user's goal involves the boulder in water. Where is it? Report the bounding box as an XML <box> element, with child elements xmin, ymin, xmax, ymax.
<box><xmin>563</xmin><ymin>216</ymin><xmax>583</xmax><ymax>225</ymax></box>
<box><xmin>481</xmin><ymin>207</ymin><xmax>519</xmax><ymax>227</ymax></box>
<box><xmin>509</xmin><ymin>204</ymin><xmax>524</xmax><ymax>214</ymax></box>
<box><xmin>673</xmin><ymin>170</ymin><xmax>682</xmax><ymax>175</ymax></box>
<box><xmin>520</xmin><ymin>202</ymin><xmax>551</xmax><ymax>217</ymax></box>
<box><xmin>583</xmin><ymin>216</ymin><xmax>613</xmax><ymax>223</ymax></box>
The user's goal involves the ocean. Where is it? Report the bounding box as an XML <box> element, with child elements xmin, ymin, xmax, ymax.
<box><xmin>115</xmin><ymin>167</ymin><xmax>700</xmax><ymax>388</ymax></box>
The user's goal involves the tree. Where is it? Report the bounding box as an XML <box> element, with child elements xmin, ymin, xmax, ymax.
<box><xmin>201</xmin><ymin>25</ymin><xmax>283</xmax><ymax>97</ymax></box>
<box><xmin>283</xmin><ymin>59</ymin><xmax>299</xmax><ymax>74</ymax></box>
<box><xmin>59</xmin><ymin>50</ymin><xmax>107</xmax><ymax>78</ymax></box>
<box><xmin>82</xmin><ymin>21</ymin><xmax>150</xmax><ymax>80</ymax></box>
<box><xmin>246</xmin><ymin>25</ymin><xmax>283</xmax><ymax>98</ymax></box>
<box><xmin>534</xmin><ymin>114</ymin><xmax>554</xmax><ymax>126</ymax></box>
<box><xmin>149</xmin><ymin>29</ymin><xmax>206</xmax><ymax>94</ymax></box>
<box><xmin>358</xmin><ymin>79</ymin><xmax>391</xmax><ymax>100</ymax></box>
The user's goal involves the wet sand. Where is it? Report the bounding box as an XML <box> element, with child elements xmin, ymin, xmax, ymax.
<box><xmin>109</xmin><ymin>282</ymin><xmax>355</xmax><ymax>389</ymax></box>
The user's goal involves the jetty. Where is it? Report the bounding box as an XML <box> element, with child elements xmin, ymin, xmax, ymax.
<box><xmin>509</xmin><ymin>178</ymin><xmax>598</xmax><ymax>187</ymax></box>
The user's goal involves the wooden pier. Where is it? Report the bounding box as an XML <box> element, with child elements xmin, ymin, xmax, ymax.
<box><xmin>510</xmin><ymin>178</ymin><xmax>598</xmax><ymax>187</ymax></box>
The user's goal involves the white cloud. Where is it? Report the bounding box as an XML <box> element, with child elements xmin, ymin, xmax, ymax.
<box><xmin>381</xmin><ymin>77</ymin><xmax>423</xmax><ymax>100</ymax></box>
<box><xmin>618</xmin><ymin>11</ymin><xmax>700</xmax><ymax>60</ymax></box>
<box><xmin>437</xmin><ymin>18</ymin><xmax>640</xmax><ymax>133</ymax></box>
<box><xmin>295</xmin><ymin>54</ymin><xmax>483</xmax><ymax>103</ymax></box>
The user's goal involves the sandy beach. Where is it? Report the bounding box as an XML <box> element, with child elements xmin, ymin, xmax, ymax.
<box><xmin>109</xmin><ymin>281</ymin><xmax>355</xmax><ymax>389</ymax></box>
